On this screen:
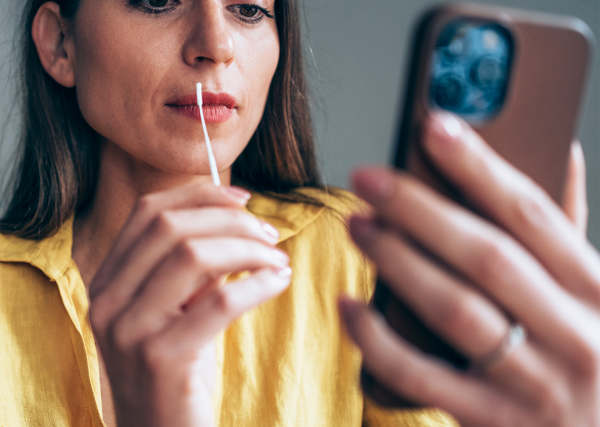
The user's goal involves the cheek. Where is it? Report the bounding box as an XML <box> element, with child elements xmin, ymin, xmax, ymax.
<box><xmin>237</xmin><ymin>30</ymin><xmax>280</xmax><ymax>126</ymax></box>
<box><xmin>72</xmin><ymin>16</ymin><xmax>176</xmax><ymax>145</ymax></box>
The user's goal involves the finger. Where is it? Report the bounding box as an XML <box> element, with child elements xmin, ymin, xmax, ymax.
<box><xmin>352</xmin><ymin>169</ymin><xmax>588</xmax><ymax>361</ymax></box>
<box><xmin>349</xmin><ymin>215</ymin><xmax>508</xmax><ymax>359</ymax></box>
<box><xmin>562</xmin><ymin>140</ymin><xmax>588</xmax><ymax>236</ymax></box>
<box><xmin>91</xmin><ymin>183</ymin><xmax>251</xmax><ymax>294</ymax></box>
<box><xmin>98</xmin><ymin>206</ymin><xmax>279</xmax><ymax>293</ymax></box>
<box><xmin>114</xmin><ymin>184</ymin><xmax>251</xmax><ymax>258</ymax></box>
<box><xmin>158</xmin><ymin>267</ymin><xmax>292</xmax><ymax>355</ymax></box>
<box><xmin>338</xmin><ymin>298</ymin><xmax>530</xmax><ymax>427</ymax></box>
<box><xmin>349</xmin><ymin>216</ymin><xmax>559</xmax><ymax>404</ymax></box>
<box><xmin>419</xmin><ymin>112</ymin><xmax>600</xmax><ymax>308</ymax></box>
<box><xmin>90</xmin><ymin>209</ymin><xmax>280</xmax><ymax>324</ymax></box>
<box><xmin>111</xmin><ymin>239</ymin><xmax>289</xmax><ymax>344</ymax></box>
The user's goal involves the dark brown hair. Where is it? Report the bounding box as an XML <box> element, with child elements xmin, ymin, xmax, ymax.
<box><xmin>0</xmin><ymin>0</ymin><xmax>322</xmax><ymax>239</ymax></box>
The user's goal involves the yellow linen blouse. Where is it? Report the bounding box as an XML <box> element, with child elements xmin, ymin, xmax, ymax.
<box><xmin>0</xmin><ymin>189</ymin><xmax>458</xmax><ymax>427</ymax></box>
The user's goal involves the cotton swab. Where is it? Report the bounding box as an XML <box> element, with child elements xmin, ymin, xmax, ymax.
<box><xmin>196</xmin><ymin>82</ymin><xmax>221</xmax><ymax>186</ymax></box>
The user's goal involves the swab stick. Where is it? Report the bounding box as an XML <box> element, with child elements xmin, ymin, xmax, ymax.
<box><xmin>196</xmin><ymin>82</ymin><xmax>221</xmax><ymax>186</ymax></box>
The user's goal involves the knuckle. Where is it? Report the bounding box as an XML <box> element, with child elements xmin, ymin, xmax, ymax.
<box><xmin>240</xmin><ymin>212</ymin><xmax>262</xmax><ymax>231</ymax></box>
<box><xmin>212</xmin><ymin>288</ymin><xmax>239</xmax><ymax>314</ymax></box>
<box><xmin>474</xmin><ymin>238</ymin><xmax>516</xmax><ymax>283</ymax></box>
<box><xmin>177</xmin><ymin>239</ymin><xmax>206</xmax><ymax>270</ymax></box>
<box><xmin>151</xmin><ymin>210</ymin><xmax>180</xmax><ymax>237</ymax></box>
<box><xmin>512</xmin><ymin>187</ymin><xmax>551</xmax><ymax>230</ymax></box>
<box><xmin>436</xmin><ymin>294</ymin><xmax>482</xmax><ymax>337</ymax></box>
<box><xmin>226</xmin><ymin>208</ymin><xmax>246</xmax><ymax>221</ymax></box>
<box><xmin>231</xmin><ymin>210</ymin><xmax>263</xmax><ymax>234</ymax></box>
<box><xmin>223</xmin><ymin>209</ymin><xmax>252</xmax><ymax>229</ymax></box>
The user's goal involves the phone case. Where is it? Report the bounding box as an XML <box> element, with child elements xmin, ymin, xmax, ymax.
<box><xmin>362</xmin><ymin>3</ymin><xmax>593</xmax><ymax>408</ymax></box>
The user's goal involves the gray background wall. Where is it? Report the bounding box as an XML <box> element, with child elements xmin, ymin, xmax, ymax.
<box><xmin>0</xmin><ymin>0</ymin><xmax>598</xmax><ymax>246</ymax></box>
<box><xmin>0</xmin><ymin>1</ymin><xmax>22</xmax><ymax>204</ymax></box>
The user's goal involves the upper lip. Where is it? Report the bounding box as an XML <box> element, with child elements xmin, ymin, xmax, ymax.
<box><xmin>166</xmin><ymin>92</ymin><xmax>237</xmax><ymax>109</ymax></box>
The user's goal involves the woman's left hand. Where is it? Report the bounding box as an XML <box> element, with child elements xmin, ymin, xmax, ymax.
<box><xmin>341</xmin><ymin>112</ymin><xmax>600</xmax><ymax>426</ymax></box>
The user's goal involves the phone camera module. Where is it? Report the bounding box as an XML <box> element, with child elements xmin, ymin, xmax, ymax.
<box><xmin>429</xmin><ymin>21</ymin><xmax>513</xmax><ymax>123</ymax></box>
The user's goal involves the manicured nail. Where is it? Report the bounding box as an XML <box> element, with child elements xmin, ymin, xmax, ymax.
<box><xmin>276</xmin><ymin>266</ymin><xmax>292</xmax><ymax>279</ymax></box>
<box><xmin>261</xmin><ymin>221</ymin><xmax>280</xmax><ymax>239</ymax></box>
<box><xmin>224</xmin><ymin>186</ymin><xmax>251</xmax><ymax>201</ymax></box>
<box><xmin>352</xmin><ymin>168</ymin><xmax>395</xmax><ymax>202</ymax></box>
<box><xmin>429</xmin><ymin>111</ymin><xmax>463</xmax><ymax>141</ymax></box>
<box><xmin>339</xmin><ymin>297</ymin><xmax>363</xmax><ymax>323</ymax></box>
<box><xmin>349</xmin><ymin>216</ymin><xmax>378</xmax><ymax>245</ymax></box>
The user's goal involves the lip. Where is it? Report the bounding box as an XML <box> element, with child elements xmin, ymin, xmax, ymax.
<box><xmin>166</xmin><ymin>92</ymin><xmax>237</xmax><ymax>124</ymax></box>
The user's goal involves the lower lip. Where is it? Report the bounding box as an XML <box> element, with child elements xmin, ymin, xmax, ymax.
<box><xmin>167</xmin><ymin>105</ymin><xmax>233</xmax><ymax>123</ymax></box>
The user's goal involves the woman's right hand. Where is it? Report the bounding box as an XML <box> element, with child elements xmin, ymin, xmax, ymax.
<box><xmin>88</xmin><ymin>183</ymin><xmax>291</xmax><ymax>427</ymax></box>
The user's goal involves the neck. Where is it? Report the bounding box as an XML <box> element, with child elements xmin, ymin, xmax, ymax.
<box><xmin>72</xmin><ymin>141</ymin><xmax>230</xmax><ymax>286</ymax></box>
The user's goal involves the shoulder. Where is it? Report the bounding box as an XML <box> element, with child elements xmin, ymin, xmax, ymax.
<box><xmin>0</xmin><ymin>218</ymin><xmax>74</xmax><ymax>281</ymax></box>
<box><xmin>248</xmin><ymin>187</ymin><xmax>375</xmax><ymax>301</ymax></box>
<box><xmin>247</xmin><ymin>186</ymin><xmax>368</xmax><ymax>241</ymax></box>
<box><xmin>298</xmin><ymin>186</ymin><xmax>369</xmax><ymax>216</ymax></box>
<box><xmin>0</xmin><ymin>232</ymin><xmax>63</xmax><ymax>310</ymax></box>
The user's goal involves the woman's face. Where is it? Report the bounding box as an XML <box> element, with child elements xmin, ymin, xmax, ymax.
<box><xmin>69</xmin><ymin>0</ymin><xmax>279</xmax><ymax>178</ymax></box>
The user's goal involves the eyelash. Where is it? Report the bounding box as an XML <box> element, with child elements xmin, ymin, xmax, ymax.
<box><xmin>126</xmin><ymin>0</ymin><xmax>178</xmax><ymax>16</ymax></box>
<box><xmin>126</xmin><ymin>0</ymin><xmax>274</xmax><ymax>24</ymax></box>
<box><xmin>229</xmin><ymin>5</ymin><xmax>274</xmax><ymax>24</ymax></box>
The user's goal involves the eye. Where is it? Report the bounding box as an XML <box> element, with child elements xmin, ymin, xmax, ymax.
<box><xmin>239</xmin><ymin>5</ymin><xmax>260</xmax><ymax>18</ymax></box>
<box><xmin>228</xmin><ymin>4</ymin><xmax>274</xmax><ymax>24</ymax></box>
<box><xmin>127</xmin><ymin>0</ymin><xmax>179</xmax><ymax>15</ymax></box>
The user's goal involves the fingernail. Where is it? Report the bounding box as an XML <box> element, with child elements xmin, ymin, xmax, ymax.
<box><xmin>261</xmin><ymin>221</ymin><xmax>280</xmax><ymax>239</ymax></box>
<box><xmin>339</xmin><ymin>297</ymin><xmax>363</xmax><ymax>323</ymax></box>
<box><xmin>349</xmin><ymin>216</ymin><xmax>378</xmax><ymax>245</ymax></box>
<box><xmin>352</xmin><ymin>168</ymin><xmax>395</xmax><ymax>203</ymax></box>
<box><xmin>224</xmin><ymin>186</ymin><xmax>251</xmax><ymax>201</ymax></box>
<box><xmin>429</xmin><ymin>111</ymin><xmax>463</xmax><ymax>141</ymax></box>
<box><xmin>275</xmin><ymin>266</ymin><xmax>292</xmax><ymax>279</ymax></box>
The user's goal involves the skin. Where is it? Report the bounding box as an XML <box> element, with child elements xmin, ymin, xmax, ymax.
<box><xmin>341</xmin><ymin>113</ymin><xmax>600</xmax><ymax>427</ymax></box>
<box><xmin>32</xmin><ymin>0</ymin><xmax>286</xmax><ymax>426</ymax></box>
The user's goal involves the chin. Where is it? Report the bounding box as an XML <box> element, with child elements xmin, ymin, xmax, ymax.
<box><xmin>153</xmin><ymin>151</ymin><xmax>235</xmax><ymax>179</ymax></box>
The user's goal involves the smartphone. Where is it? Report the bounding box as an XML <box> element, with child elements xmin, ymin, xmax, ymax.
<box><xmin>361</xmin><ymin>3</ymin><xmax>594</xmax><ymax>408</ymax></box>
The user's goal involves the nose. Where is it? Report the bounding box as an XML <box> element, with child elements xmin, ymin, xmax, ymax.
<box><xmin>183</xmin><ymin>1</ymin><xmax>235</xmax><ymax>67</ymax></box>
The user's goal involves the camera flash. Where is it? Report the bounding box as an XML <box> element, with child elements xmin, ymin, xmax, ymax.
<box><xmin>483</xmin><ymin>30</ymin><xmax>500</xmax><ymax>50</ymax></box>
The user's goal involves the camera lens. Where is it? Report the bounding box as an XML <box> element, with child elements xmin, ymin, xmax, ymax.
<box><xmin>471</xmin><ymin>57</ymin><xmax>503</xmax><ymax>89</ymax></box>
<box><xmin>431</xmin><ymin>74</ymin><xmax>466</xmax><ymax>110</ymax></box>
<box><xmin>438</xmin><ymin>26</ymin><xmax>471</xmax><ymax>62</ymax></box>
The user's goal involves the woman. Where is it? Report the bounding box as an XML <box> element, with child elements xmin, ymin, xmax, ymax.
<box><xmin>0</xmin><ymin>1</ymin><xmax>597</xmax><ymax>427</ymax></box>
<box><xmin>0</xmin><ymin>0</ymin><xmax>455</xmax><ymax>425</ymax></box>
